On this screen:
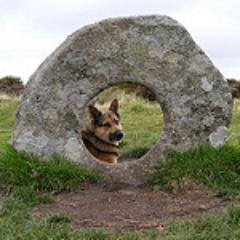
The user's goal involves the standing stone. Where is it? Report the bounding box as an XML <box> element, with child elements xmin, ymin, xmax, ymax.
<box><xmin>11</xmin><ymin>15</ymin><xmax>232</xmax><ymax>185</ymax></box>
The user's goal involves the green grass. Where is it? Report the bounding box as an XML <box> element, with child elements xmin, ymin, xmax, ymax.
<box><xmin>1</xmin><ymin>98</ymin><xmax>240</xmax><ymax>197</ymax></box>
<box><xmin>0</xmin><ymin>143</ymin><xmax>100</xmax><ymax>193</ymax></box>
<box><xmin>1</xmin><ymin>98</ymin><xmax>240</xmax><ymax>238</ymax></box>
<box><xmin>0</xmin><ymin>143</ymin><xmax>102</xmax><ymax>239</ymax></box>
<box><xmin>227</xmin><ymin>99</ymin><xmax>240</xmax><ymax>145</ymax></box>
<box><xmin>151</xmin><ymin>144</ymin><xmax>240</xmax><ymax>197</ymax></box>
<box><xmin>159</xmin><ymin>205</ymin><xmax>240</xmax><ymax>240</ymax></box>
<box><xmin>119</xmin><ymin>100</ymin><xmax>163</xmax><ymax>158</ymax></box>
<box><xmin>0</xmin><ymin>193</ymin><xmax>240</xmax><ymax>239</ymax></box>
<box><xmin>0</xmin><ymin>100</ymin><xmax>18</xmax><ymax>142</ymax></box>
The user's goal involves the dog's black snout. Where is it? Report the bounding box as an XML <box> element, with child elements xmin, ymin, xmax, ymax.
<box><xmin>115</xmin><ymin>131</ymin><xmax>123</xmax><ymax>141</ymax></box>
<box><xmin>109</xmin><ymin>131</ymin><xmax>124</xmax><ymax>142</ymax></box>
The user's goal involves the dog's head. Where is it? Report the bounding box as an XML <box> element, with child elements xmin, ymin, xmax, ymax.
<box><xmin>87</xmin><ymin>99</ymin><xmax>123</xmax><ymax>145</ymax></box>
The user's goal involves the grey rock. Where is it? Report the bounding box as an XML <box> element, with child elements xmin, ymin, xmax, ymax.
<box><xmin>209</xmin><ymin>126</ymin><xmax>228</xmax><ymax>148</ymax></box>
<box><xmin>11</xmin><ymin>15</ymin><xmax>232</xmax><ymax>185</ymax></box>
<box><xmin>201</xmin><ymin>76</ymin><xmax>213</xmax><ymax>92</ymax></box>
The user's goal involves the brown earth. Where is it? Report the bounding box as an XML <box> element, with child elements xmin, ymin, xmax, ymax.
<box><xmin>33</xmin><ymin>182</ymin><xmax>230</xmax><ymax>232</ymax></box>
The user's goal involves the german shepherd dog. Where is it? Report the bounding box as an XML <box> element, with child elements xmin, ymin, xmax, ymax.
<box><xmin>81</xmin><ymin>99</ymin><xmax>123</xmax><ymax>164</ymax></box>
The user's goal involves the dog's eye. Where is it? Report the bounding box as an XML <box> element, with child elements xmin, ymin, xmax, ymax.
<box><xmin>103</xmin><ymin>123</ymin><xmax>111</xmax><ymax>127</ymax></box>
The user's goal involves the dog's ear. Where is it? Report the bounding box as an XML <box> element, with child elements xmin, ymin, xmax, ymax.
<box><xmin>109</xmin><ymin>99</ymin><xmax>119</xmax><ymax>115</ymax></box>
<box><xmin>88</xmin><ymin>105</ymin><xmax>102</xmax><ymax>124</ymax></box>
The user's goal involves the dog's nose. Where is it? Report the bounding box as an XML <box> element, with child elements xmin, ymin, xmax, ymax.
<box><xmin>115</xmin><ymin>131</ymin><xmax>123</xmax><ymax>141</ymax></box>
<box><xmin>109</xmin><ymin>131</ymin><xmax>124</xmax><ymax>142</ymax></box>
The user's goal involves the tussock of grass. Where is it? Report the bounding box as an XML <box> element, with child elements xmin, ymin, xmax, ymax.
<box><xmin>47</xmin><ymin>213</ymin><xmax>72</xmax><ymax>224</ymax></box>
<box><xmin>0</xmin><ymin>143</ymin><xmax>101</xmax><ymax>193</ymax></box>
<box><xmin>151</xmin><ymin>144</ymin><xmax>240</xmax><ymax>197</ymax></box>
<box><xmin>11</xmin><ymin>185</ymin><xmax>54</xmax><ymax>207</ymax></box>
<box><xmin>76</xmin><ymin>230</ymin><xmax>157</xmax><ymax>240</ymax></box>
<box><xmin>161</xmin><ymin>206</ymin><xmax>240</xmax><ymax>240</ymax></box>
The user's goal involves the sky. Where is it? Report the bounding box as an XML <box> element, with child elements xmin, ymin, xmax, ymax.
<box><xmin>0</xmin><ymin>0</ymin><xmax>239</xmax><ymax>83</ymax></box>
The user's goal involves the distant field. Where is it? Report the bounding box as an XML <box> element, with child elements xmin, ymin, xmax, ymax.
<box><xmin>227</xmin><ymin>99</ymin><xmax>240</xmax><ymax>144</ymax></box>
<box><xmin>0</xmin><ymin>100</ymin><xmax>19</xmax><ymax>142</ymax></box>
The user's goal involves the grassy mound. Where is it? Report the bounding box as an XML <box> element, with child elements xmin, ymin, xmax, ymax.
<box><xmin>0</xmin><ymin>143</ymin><xmax>100</xmax><ymax>193</ymax></box>
<box><xmin>151</xmin><ymin>144</ymin><xmax>240</xmax><ymax>197</ymax></box>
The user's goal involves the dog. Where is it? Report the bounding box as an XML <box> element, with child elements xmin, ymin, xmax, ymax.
<box><xmin>81</xmin><ymin>99</ymin><xmax>123</xmax><ymax>164</ymax></box>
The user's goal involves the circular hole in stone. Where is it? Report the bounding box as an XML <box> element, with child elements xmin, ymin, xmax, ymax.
<box><xmin>82</xmin><ymin>83</ymin><xmax>164</xmax><ymax>163</ymax></box>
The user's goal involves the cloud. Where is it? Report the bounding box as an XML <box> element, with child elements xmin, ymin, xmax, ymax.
<box><xmin>1</xmin><ymin>0</ymin><xmax>190</xmax><ymax>34</ymax></box>
<box><xmin>0</xmin><ymin>0</ymin><xmax>239</xmax><ymax>82</ymax></box>
<box><xmin>0</xmin><ymin>13</ymin><xmax>63</xmax><ymax>81</ymax></box>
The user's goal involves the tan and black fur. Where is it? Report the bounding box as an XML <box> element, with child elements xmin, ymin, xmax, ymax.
<box><xmin>81</xmin><ymin>99</ymin><xmax>123</xmax><ymax>164</ymax></box>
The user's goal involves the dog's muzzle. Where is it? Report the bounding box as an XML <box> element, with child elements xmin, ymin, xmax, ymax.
<box><xmin>109</xmin><ymin>131</ymin><xmax>124</xmax><ymax>142</ymax></box>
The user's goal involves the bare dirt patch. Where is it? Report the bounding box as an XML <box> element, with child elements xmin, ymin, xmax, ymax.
<box><xmin>33</xmin><ymin>182</ymin><xmax>230</xmax><ymax>232</ymax></box>
<box><xmin>33</xmin><ymin>183</ymin><xmax>229</xmax><ymax>231</ymax></box>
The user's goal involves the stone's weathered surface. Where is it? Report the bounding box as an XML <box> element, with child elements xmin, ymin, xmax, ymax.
<box><xmin>209</xmin><ymin>126</ymin><xmax>228</xmax><ymax>148</ymax></box>
<box><xmin>201</xmin><ymin>76</ymin><xmax>213</xmax><ymax>92</ymax></box>
<box><xmin>11</xmin><ymin>15</ymin><xmax>232</xmax><ymax>185</ymax></box>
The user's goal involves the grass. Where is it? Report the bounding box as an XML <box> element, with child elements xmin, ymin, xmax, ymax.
<box><xmin>159</xmin><ymin>205</ymin><xmax>240</xmax><ymax>240</ymax></box>
<box><xmin>0</xmin><ymin>143</ymin><xmax>100</xmax><ymax>193</ymax></box>
<box><xmin>0</xmin><ymin>143</ymin><xmax>102</xmax><ymax>239</ymax></box>
<box><xmin>0</xmin><ymin>142</ymin><xmax>101</xmax><ymax>240</ymax></box>
<box><xmin>150</xmin><ymin>99</ymin><xmax>240</xmax><ymax>199</ymax></box>
<box><xmin>0</xmin><ymin>194</ymin><xmax>239</xmax><ymax>239</ymax></box>
<box><xmin>0</xmin><ymin>130</ymin><xmax>101</xmax><ymax>213</ymax></box>
<box><xmin>151</xmin><ymin>144</ymin><xmax>240</xmax><ymax>197</ymax></box>
<box><xmin>227</xmin><ymin>99</ymin><xmax>240</xmax><ymax>145</ymax></box>
<box><xmin>1</xmin><ymin>96</ymin><xmax>240</xmax><ymax>238</ymax></box>
<box><xmin>119</xmin><ymin>99</ymin><xmax>163</xmax><ymax>158</ymax></box>
<box><xmin>0</xmin><ymin>100</ymin><xmax>18</xmax><ymax>142</ymax></box>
